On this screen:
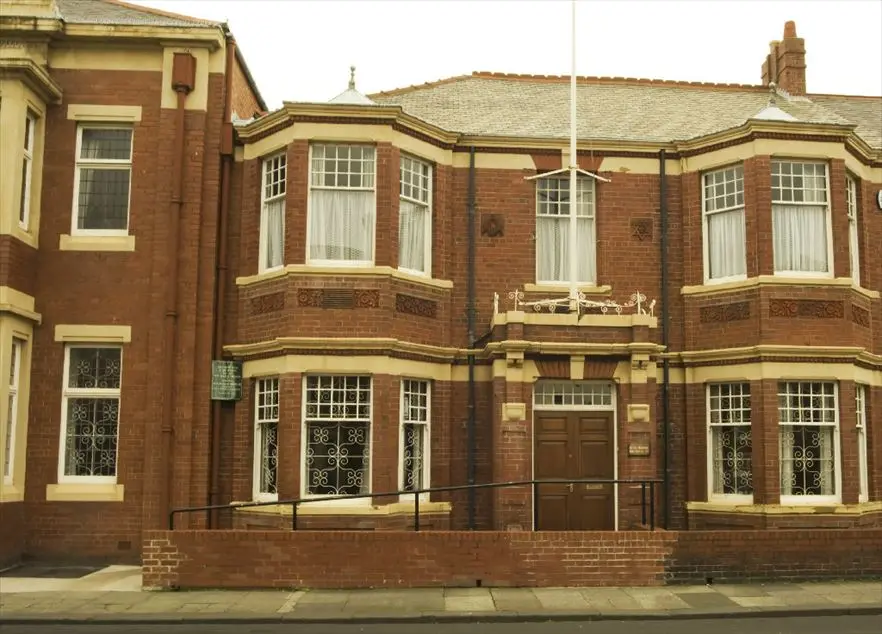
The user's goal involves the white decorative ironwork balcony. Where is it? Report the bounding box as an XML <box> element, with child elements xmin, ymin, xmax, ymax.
<box><xmin>493</xmin><ymin>289</ymin><xmax>656</xmax><ymax>317</ymax></box>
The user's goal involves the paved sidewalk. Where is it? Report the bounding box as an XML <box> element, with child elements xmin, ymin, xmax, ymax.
<box><xmin>0</xmin><ymin>566</ymin><xmax>880</xmax><ymax>624</ymax></box>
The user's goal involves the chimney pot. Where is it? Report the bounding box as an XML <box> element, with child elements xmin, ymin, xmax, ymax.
<box><xmin>783</xmin><ymin>20</ymin><xmax>797</xmax><ymax>38</ymax></box>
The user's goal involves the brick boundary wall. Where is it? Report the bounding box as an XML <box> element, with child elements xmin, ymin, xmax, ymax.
<box><xmin>142</xmin><ymin>529</ymin><xmax>882</xmax><ymax>590</ymax></box>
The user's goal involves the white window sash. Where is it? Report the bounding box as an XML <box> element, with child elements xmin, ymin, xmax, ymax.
<box><xmin>58</xmin><ymin>346</ymin><xmax>122</xmax><ymax>484</ymax></box>
<box><xmin>398</xmin><ymin>198</ymin><xmax>430</xmax><ymax>276</ymax></box>
<box><xmin>771</xmin><ymin>161</ymin><xmax>832</xmax><ymax>277</ymax></box>
<box><xmin>4</xmin><ymin>339</ymin><xmax>22</xmax><ymax>484</ymax></box>
<box><xmin>702</xmin><ymin>166</ymin><xmax>746</xmax><ymax>283</ymax></box>
<box><xmin>300</xmin><ymin>375</ymin><xmax>372</xmax><ymax>504</ymax></box>
<box><xmin>307</xmin><ymin>145</ymin><xmax>376</xmax><ymax>267</ymax></box>
<box><xmin>535</xmin><ymin>177</ymin><xmax>596</xmax><ymax>285</ymax></box>
<box><xmin>252</xmin><ymin>378</ymin><xmax>279</xmax><ymax>502</ymax></box>
<box><xmin>19</xmin><ymin>113</ymin><xmax>35</xmax><ymax>230</ymax></box>
<box><xmin>258</xmin><ymin>153</ymin><xmax>286</xmax><ymax>273</ymax></box>
<box><xmin>399</xmin><ymin>379</ymin><xmax>430</xmax><ymax>501</ymax></box>
<box><xmin>706</xmin><ymin>383</ymin><xmax>753</xmax><ymax>503</ymax></box>
<box><xmin>856</xmin><ymin>385</ymin><xmax>868</xmax><ymax>503</ymax></box>
<box><xmin>778</xmin><ymin>381</ymin><xmax>840</xmax><ymax>504</ymax></box>
<box><xmin>846</xmin><ymin>176</ymin><xmax>860</xmax><ymax>286</ymax></box>
<box><xmin>71</xmin><ymin>126</ymin><xmax>134</xmax><ymax>237</ymax></box>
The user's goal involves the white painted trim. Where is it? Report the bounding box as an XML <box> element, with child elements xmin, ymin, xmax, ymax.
<box><xmin>845</xmin><ymin>174</ymin><xmax>861</xmax><ymax>287</ymax></box>
<box><xmin>257</xmin><ymin>151</ymin><xmax>287</xmax><ymax>274</ymax></box>
<box><xmin>777</xmin><ymin>380</ymin><xmax>842</xmax><ymax>505</ymax></box>
<box><xmin>18</xmin><ymin>111</ymin><xmax>35</xmax><ymax>231</ymax></box>
<box><xmin>770</xmin><ymin>159</ymin><xmax>834</xmax><ymax>278</ymax></box>
<box><xmin>305</xmin><ymin>142</ymin><xmax>377</xmax><ymax>268</ymax></box>
<box><xmin>70</xmin><ymin>123</ymin><xmax>134</xmax><ymax>237</ymax></box>
<box><xmin>705</xmin><ymin>382</ymin><xmax>754</xmax><ymax>505</ymax></box>
<box><xmin>252</xmin><ymin>377</ymin><xmax>279</xmax><ymax>503</ymax></box>
<box><xmin>3</xmin><ymin>339</ymin><xmax>23</xmax><ymax>486</ymax></box>
<box><xmin>57</xmin><ymin>344</ymin><xmax>123</xmax><ymax>485</ymax></box>
<box><xmin>397</xmin><ymin>377</ymin><xmax>431</xmax><ymax>503</ymax></box>
<box><xmin>701</xmin><ymin>163</ymin><xmax>747</xmax><ymax>284</ymax></box>
<box><xmin>397</xmin><ymin>153</ymin><xmax>433</xmax><ymax>277</ymax></box>
<box><xmin>530</xmin><ymin>379</ymin><xmax>618</xmax><ymax>531</ymax></box>
<box><xmin>855</xmin><ymin>384</ymin><xmax>869</xmax><ymax>504</ymax></box>
<box><xmin>533</xmin><ymin>175</ymin><xmax>597</xmax><ymax>286</ymax></box>
<box><xmin>299</xmin><ymin>373</ymin><xmax>372</xmax><ymax>506</ymax></box>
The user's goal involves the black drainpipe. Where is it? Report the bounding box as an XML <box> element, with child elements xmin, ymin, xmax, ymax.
<box><xmin>659</xmin><ymin>148</ymin><xmax>671</xmax><ymax>530</ymax></box>
<box><xmin>466</xmin><ymin>146</ymin><xmax>477</xmax><ymax>530</ymax></box>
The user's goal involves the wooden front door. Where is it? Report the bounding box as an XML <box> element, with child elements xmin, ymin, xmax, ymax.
<box><xmin>534</xmin><ymin>411</ymin><xmax>615</xmax><ymax>530</ymax></box>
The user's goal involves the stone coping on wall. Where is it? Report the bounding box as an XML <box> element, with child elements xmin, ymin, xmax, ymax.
<box><xmin>686</xmin><ymin>501</ymin><xmax>882</xmax><ymax>515</ymax></box>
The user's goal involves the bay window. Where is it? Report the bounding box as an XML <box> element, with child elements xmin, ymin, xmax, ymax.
<box><xmin>771</xmin><ymin>160</ymin><xmax>831</xmax><ymax>276</ymax></box>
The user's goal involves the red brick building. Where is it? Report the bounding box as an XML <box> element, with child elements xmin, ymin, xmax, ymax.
<box><xmin>1</xmin><ymin>1</ymin><xmax>880</xmax><ymax>565</ymax></box>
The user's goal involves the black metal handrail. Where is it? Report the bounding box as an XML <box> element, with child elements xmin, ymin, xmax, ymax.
<box><xmin>169</xmin><ymin>478</ymin><xmax>662</xmax><ymax>531</ymax></box>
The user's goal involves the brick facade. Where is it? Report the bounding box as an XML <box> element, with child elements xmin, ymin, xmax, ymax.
<box><xmin>1</xmin><ymin>3</ymin><xmax>880</xmax><ymax>569</ymax></box>
<box><xmin>141</xmin><ymin>528</ymin><xmax>882</xmax><ymax>589</ymax></box>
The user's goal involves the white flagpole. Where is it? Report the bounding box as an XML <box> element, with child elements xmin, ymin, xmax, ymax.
<box><xmin>568</xmin><ymin>0</ymin><xmax>578</xmax><ymax>305</ymax></box>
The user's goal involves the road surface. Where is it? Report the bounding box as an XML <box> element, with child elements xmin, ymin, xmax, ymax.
<box><xmin>2</xmin><ymin>615</ymin><xmax>881</xmax><ymax>634</ymax></box>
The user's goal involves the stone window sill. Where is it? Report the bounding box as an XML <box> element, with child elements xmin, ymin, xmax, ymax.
<box><xmin>46</xmin><ymin>483</ymin><xmax>125</xmax><ymax>502</ymax></box>
<box><xmin>59</xmin><ymin>234</ymin><xmax>135</xmax><ymax>252</ymax></box>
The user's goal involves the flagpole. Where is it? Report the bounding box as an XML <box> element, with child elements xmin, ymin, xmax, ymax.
<box><xmin>568</xmin><ymin>0</ymin><xmax>578</xmax><ymax>305</ymax></box>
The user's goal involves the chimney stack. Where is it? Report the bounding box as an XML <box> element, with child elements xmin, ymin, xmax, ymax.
<box><xmin>761</xmin><ymin>20</ymin><xmax>806</xmax><ymax>96</ymax></box>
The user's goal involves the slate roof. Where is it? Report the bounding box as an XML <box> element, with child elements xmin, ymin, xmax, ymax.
<box><xmin>368</xmin><ymin>73</ymin><xmax>882</xmax><ymax>148</ymax></box>
<box><xmin>55</xmin><ymin>0</ymin><xmax>218</xmax><ymax>28</ymax></box>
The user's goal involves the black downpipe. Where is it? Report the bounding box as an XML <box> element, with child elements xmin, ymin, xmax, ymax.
<box><xmin>466</xmin><ymin>146</ymin><xmax>477</xmax><ymax>530</ymax></box>
<box><xmin>659</xmin><ymin>149</ymin><xmax>671</xmax><ymax>530</ymax></box>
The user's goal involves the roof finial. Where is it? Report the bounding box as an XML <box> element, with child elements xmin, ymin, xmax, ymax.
<box><xmin>349</xmin><ymin>65</ymin><xmax>356</xmax><ymax>90</ymax></box>
<box><xmin>768</xmin><ymin>81</ymin><xmax>777</xmax><ymax>106</ymax></box>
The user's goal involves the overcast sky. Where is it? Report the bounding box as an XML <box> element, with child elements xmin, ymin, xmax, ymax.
<box><xmin>131</xmin><ymin>0</ymin><xmax>882</xmax><ymax>110</ymax></box>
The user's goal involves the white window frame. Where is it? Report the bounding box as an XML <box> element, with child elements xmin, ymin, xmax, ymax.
<box><xmin>19</xmin><ymin>111</ymin><xmax>36</xmax><ymax>230</ymax></box>
<box><xmin>71</xmin><ymin>124</ymin><xmax>134</xmax><ymax>237</ymax></box>
<box><xmin>856</xmin><ymin>384</ymin><xmax>868</xmax><ymax>504</ymax></box>
<box><xmin>300</xmin><ymin>374</ymin><xmax>372</xmax><ymax>505</ymax></box>
<box><xmin>306</xmin><ymin>143</ymin><xmax>376</xmax><ymax>267</ymax></box>
<box><xmin>778</xmin><ymin>381</ymin><xmax>841</xmax><ymax>504</ymax></box>
<box><xmin>4</xmin><ymin>338</ymin><xmax>23</xmax><ymax>485</ymax></box>
<box><xmin>398</xmin><ymin>154</ymin><xmax>433</xmax><ymax>277</ymax></box>
<box><xmin>706</xmin><ymin>382</ymin><xmax>753</xmax><ymax>503</ymax></box>
<box><xmin>252</xmin><ymin>377</ymin><xmax>280</xmax><ymax>502</ymax></box>
<box><xmin>846</xmin><ymin>174</ymin><xmax>860</xmax><ymax>286</ymax></box>
<box><xmin>535</xmin><ymin>175</ymin><xmax>597</xmax><ymax>285</ymax></box>
<box><xmin>57</xmin><ymin>345</ymin><xmax>123</xmax><ymax>484</ymax></box>
<box><xmin>701</xmin><ymin>165</ymin><xmax>747</xmax><ymax>284</ymax></box>
<box><xmin>399</xmin><ymin>378</ymin><xmax>431</xmax><ymax>501</ymax></box>
<box><xmin>258</xmin><ymin>152</ymin><xmax>286</xmax><ymax>273</ymax></box>
<box><xmin>770</xmin><ymin>160</ymin><xmax>833</xmax><ymax>278</ymax></box>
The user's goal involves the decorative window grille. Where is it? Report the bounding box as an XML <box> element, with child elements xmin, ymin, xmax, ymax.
<box><xmin>303</xmin><ymin>375</ymin><xmax>371</xmax><ymax>496</ymax></box>
<box><xmin>702</xmin><ymin>165</ymin><xmax>746</xmax><ymax>281</ymax></box>
<box><xmin>308</xmin><ymin>144</ymin><xmax>376</xmax><ymax>264</ymax></box>
<box><xmin>60</xmin><ymin>346</ymin><xmax>122</xmax><ymax>481</ymax></box>
<box><xmin>400</xmin><ymin>379</ymin><xmax>430</xmax><ymax>494</ymax></box>
<box><xmin>73</xmin><ymin>126</ymin><xmax>133</xmax><ymax>234</ymax></box>
<box><xmin>259</xmin><ymin>153</ymin><xmax>286</xmax><ymax>272</ymax></box>
<box><xmin>533</xmin><ymin>381</ymin><xmax>613</xmax><ymax>408</ymax></box>
<box><xmin>778</xmin><ymin>381</ymin><xmax>838</xmax><ymax>499</ymax></box>
<box><xmin>846</xmin><ymin>175</ymin><xmax>860</xmax><ymax>286</ymax></box>
<box><xmin>535</xmin><ymin>176</ymin><xmax>596</xmax><ymax>284</ymax></box>
<box><xmin>4</xmin><ymin>339</ymin><xmax>23</xmax><ymax>483</ymax></box>
<box><xmin>19</xmin><ymin>112</ymin><xmax>35</xmax><ymax>229</ymax></box>
<box><xmin>771</xmin><ymin>161</ymin><xmax>830</xmax><ymax>275</ymax></box>
<box><xmin>399</xmin><ymin>155</ymin><xmax>432</xmax><ymax>275</ymax></box>
<box><xmin>856</xmin><ymin>384</ymin><xmax>868</xmax><ymax>503</ymax></box>
<box><xmin>707</xmin><ymin>383</ymin><xmax>752</xmax><ymax>497</ymax></box>
<box><xmin>253</xmin><ymin>378</ymin><xmax>279</xmax><ymax>500</ymax></box>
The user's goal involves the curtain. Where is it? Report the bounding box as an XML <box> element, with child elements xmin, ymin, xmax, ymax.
<box><xmin>536</xmin><ymin>216</ymin><xmax>595</xmax><ymax>283</ymax></box>
<box><xmin>309</xmin><ymin>190</ymin><xmax>374</xmax><ymax>262</ymax></box>
<box><xmin>399</xmin><ymin>199</ymin><xmax>427</xmax><ymax>273</ymax></box>
<box><xmin>261</xmin><ymin>198</ymin><xmax>285</xmax><ymax>269</ymax></box>
<box><xmin>772</xmin><ymin>203</ymin><xmax>827</xmax><ymax>273</ymax></box>
<box><xmin>707</xmin><ymin>208</ymin><xmax>746</xmax><ymax>279</ymax></box>
<box><xmin>779</xmin><ymin>428</ymin><xmax>794</xmax><ymax>495</ymax></box>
